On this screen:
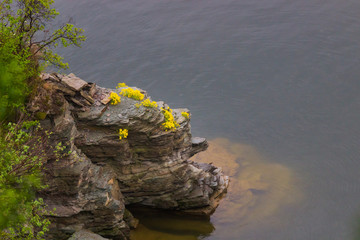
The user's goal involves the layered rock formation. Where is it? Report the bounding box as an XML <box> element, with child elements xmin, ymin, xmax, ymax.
<box><xmin>36</xmin><ymin>73</ymin><xmax>229</xmax><ymax>239</ymax></box>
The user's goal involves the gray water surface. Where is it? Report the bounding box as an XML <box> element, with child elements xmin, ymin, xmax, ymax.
<box><xmin>54</xmin><ymin>0</ymin><xmax>360</xmax><ymax>239</ymax></box>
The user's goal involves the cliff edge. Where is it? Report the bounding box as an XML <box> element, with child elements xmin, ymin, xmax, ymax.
<box><xmin>34</xmin><ymin>73</ymin><xmax>229</xmax><ymax>239</ymax></box>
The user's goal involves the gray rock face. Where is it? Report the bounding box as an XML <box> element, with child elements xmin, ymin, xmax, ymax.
<box><xmin>39</xmin><ymin>108</ymin><xmax>130</xmax><ymax>239</ymax></box>
<box><xmin>68</xmin><ymin>229</ymin><xmax>109</xmax><ymax>240</ymax></box>
<box><xmin>42</xmin><ymin>150</ymin><xmax>129</xmax><ymax>240</ymax></box>
<box><xmin>38</xmin><ymin>73</ymin><xmax>229</xmax><ymax>239</ymax></box>
<box><xmin>74</xmin><ymin>87</ymin><xmax>229</xmax><ymax>211</ymax></box>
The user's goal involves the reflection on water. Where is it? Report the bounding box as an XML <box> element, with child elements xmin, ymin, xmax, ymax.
<box><xmin>192</xmin><ymin>138</ymin><xmax>302</xmax><ymax>227</ymax></box>
<box><xmin>130</xmin><ymin>207</ymin><xmax>214</xmax><ymax>240</ymax></box>
<box><xmin>353</xmin><ymin>214</ymin><xmax>360</xmax><ymax>240</ymax></box>
<box><xmin>130</xmin><ymin>138</ymin><xmax>302</xmax><ymax>239</ymax></box>
<box><xmin>131</xmin><ymin>224</ymin><xmax>198</xmax><ymax>240</ymax></box>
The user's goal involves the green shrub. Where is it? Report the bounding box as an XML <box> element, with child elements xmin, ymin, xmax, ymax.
<box><xmin>0</xmin><ymin>32</ymin><xmax>33</xmax><ymax>121</ymax></box>
<box><xmin>0</xmin><ymin>0</ymin><xmax>86</xmax><ymax>121</ymax></box>
<box><xmin>0</xmin><ymin>1</ymin><xmax>85</xmax><ymax>238</ymax></box>
<box><xmin>0</xmin><ymin>0</ymin><xmax>86</xmax><ymax>70</ymax></box>
<box><xmin>0</xmin><ymin>120</ymin><xmax>55</xmax><ymax>239</ymax></box>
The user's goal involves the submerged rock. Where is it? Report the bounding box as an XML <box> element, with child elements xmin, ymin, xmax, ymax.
<box><xmin>36</xmin><ymin>73</ymin><xmax>229</xmax><ymax>239</ymax></box>
<box><xmin>191</xmin><ymin>138</ymin><xmax>302</xmax><ymax>228</ymax></box>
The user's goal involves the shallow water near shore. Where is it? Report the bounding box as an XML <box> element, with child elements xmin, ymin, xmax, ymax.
<box><xmin>130</xmin><ymin>138</ymin><xmax>302</xmax><ymax>240</ymax></box>
<box><xmin>193</xmin><ymin>138</ymin><xmax>303</xmax><ymax>239</ymax></box>
<box><xmin>54</xmin><ymin>0</ymin><xmax>360</xmax><ymax>239</ymax></box>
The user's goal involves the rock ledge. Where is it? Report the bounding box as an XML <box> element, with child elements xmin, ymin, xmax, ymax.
<box><xmin>36</xmin><ymin>73</ymin><xmax>229</xmax><ymax>240</ymax></box>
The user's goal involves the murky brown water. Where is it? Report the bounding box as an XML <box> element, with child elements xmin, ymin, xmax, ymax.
<box><xmin>131</xmin><ymin>138</ymin><xmax>302</xmax><ymax>239</ymax></box>
<box><xmin>194</xmin><ymin>138</ymin><xmax>302</xmax><ymax>225</ymax></box>
<box><xmin>130</xmin><ymin>210</ymin><xmax>214</xmax><ymax>240</ymax></box>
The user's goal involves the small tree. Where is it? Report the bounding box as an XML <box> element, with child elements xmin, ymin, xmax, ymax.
<box><xmin>0</xmin><ymin>0</ymin><xmax>86</xmax><ymax>69</ymax></box>
<box><xmin>0</xmin><ymin>0</ymin><xmax>86</xmax><ymax>120</ymax></box>
<box><xmin>0</xmin><ymin>47</ymin><xmax>28</xmax><ymax>121</ymax></box>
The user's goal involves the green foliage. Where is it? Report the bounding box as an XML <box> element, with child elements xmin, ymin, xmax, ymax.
<box><xmin>0</xmin><ymin>0</ymin><xmax>85</xmax><ymax>121</ymax></box>
<box><xmin>0</xmin><ymin>53</ymin><xmax>28</xmax><ymax>121</ymax></box>
<box><xmin>0</xmin><ymin>120</ymin><xmax>62</xmax><ymax>239</ymax></box>
<box><xmin>0</xmin><ymin>198</ymin><xmax>51</xmax><ymax>240</ymax></box>
<box><xmin>0</xmin><ymin>0</ymin><xmax>86</xmax><ymax>69</ymax></box>
<box><xmin>0</xmin><ymin>26</ymin><xmax>34</xmax><ymax>121</ymax></box>
<box><xmin>0</xmin><ymin>1</ymin><xmax>84</xmax><ymax>238</ymax></box>
<box><xmin>0</xmin><ymin>121</ymin><xmax>44</xmax><ymax>227</ymax></box>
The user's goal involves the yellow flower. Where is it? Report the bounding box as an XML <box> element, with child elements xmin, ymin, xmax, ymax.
<box><xmin>116</xmin><ymin>83</ymin><xmax>128</xmax><ymax>89</ymax></box>
<box><xmin>119</xmin><ymin>129</ymin><xmax>128</xmax><ymax>140</ymax></box>
<box><xmin>109</xmin><ymin>92</ymin><xmax>121</xmax><ymax>105</ymax></box>
<box><xmin>181</xmin><ymin>111</ymin><xmax>190</xmax><ymax>119</ymax></box>
<box><xmin>163</xmin><ymin>111</ymin><xmax>173</xmax><ymax>121</ymax></box>
<box><xmin>120</xmin><ymin>87</ymin><xmax>144</xmax><ymax>101</ymax></box>
<box><xmin>141</xmin><ymin>99</ymin><xmax>158</xmax><ymax>108</ymax></box>
<box><xmin>161</xmin><ymin>106</ymin><xmax>179</xmax><ymax>131</ymax></box>
<box><xmin>161</xmin><ymin>106</ymin><xmax>172</xmax><ymax>113</ymax></box>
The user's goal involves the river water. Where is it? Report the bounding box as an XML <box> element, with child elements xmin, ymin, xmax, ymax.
<box><xmin>54</xmin><ymin>0</ymin><xmax>360</xmax><ymax>239</ymax></box>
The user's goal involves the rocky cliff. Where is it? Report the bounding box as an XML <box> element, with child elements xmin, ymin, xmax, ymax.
<box><xmin>35</xmin><ymin>73</ymin><xmax>229</xmax><ymax>240</ymax></box>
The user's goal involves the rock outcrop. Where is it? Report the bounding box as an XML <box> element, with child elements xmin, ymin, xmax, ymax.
<box><xmin>36</xmin><ymin>73</ymin><xmax>229</xmax><ymax>239</ymax></box>
<box><xmin>68</xmin><ymin>229</ymin><xmax>109</xmax><ymax>240</ymax></box>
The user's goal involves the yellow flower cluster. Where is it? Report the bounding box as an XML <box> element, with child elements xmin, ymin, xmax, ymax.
<box><xmin>135</xmin><ymin>98</ymin><xmax>158</xmax><ymax>108</ymax></box>
<box><xmin>181</xmin><ymin>111</ymin><xmax>190</xmax><ymax>119</ymax></box>
<box><xmin>116</xmin><ymin>83</ymin><xmax>128</xmax><ymax>89</ymax></box>
<box><xmin>119</xmin><ymin>128</ymin><xmax>128</xmax><ymax>140</ymax></box>
<box><xmin>161</xmin><ymin>107</ymin><xmax>179</xmax><ymax>131</ymax></box>
<box><xmin>142</xmin><ymin>99</ymin><xmax>158</xmax><ymax>108</ymax></box>
<box><xmin>109</xmin><ymin>92</ymin><xmax>121</xmax><ymax>105</ymax></box>
<box><xmin>120</xmin><ymin>87</ymin><xmax>144</xmax><ymax>101</ymax></box>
